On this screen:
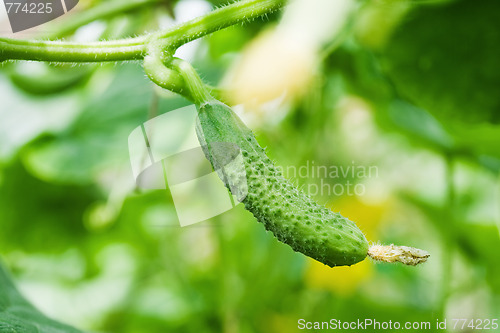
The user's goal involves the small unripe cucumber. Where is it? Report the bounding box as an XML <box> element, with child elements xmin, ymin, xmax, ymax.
<box><xmin>196</xmin><ymin>100</ymin><xmax>369</xmax><ymax>267</ymax></box>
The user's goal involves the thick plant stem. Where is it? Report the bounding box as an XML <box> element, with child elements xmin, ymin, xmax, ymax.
<box><xmin>0</xmin><ymin>38</ymin><xmax>146</xmax><ymax>62</ymax></box>
<box><xmin>0</xmin><ymin>0</ymin><xmax>285</xmax><ymax>63</ymax></box>
<box><xmin>169</xmin><ymin>58</ymin><xmax>215</xmax><ymax>105</ymax></box>
<box><xmin>151</xmin><ymin>0</ymin><xmax>286</xmax><ymax>50</ymax></box>
<box><xmin>143</xmin><ymin>41</ymin><xmax>214</xmax><ymax>103</ymax></box>
<box><xmin>143</xmin><ymin>43</ymin><xmax>186</xmax><ymax>96</ymax></box>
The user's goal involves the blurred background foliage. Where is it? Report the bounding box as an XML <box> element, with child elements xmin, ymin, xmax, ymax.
<box><xmin>0</xmin><ymin>0</ymin><xmax>499</xmax><ymax>332</ymax></box>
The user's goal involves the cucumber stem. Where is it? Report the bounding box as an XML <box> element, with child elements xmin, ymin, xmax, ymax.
<box><xmin>143</xmin><ymin>44</ymin><xmax>187</xmax><ymax>96</ymax></box>
<box><xmin>169</xmin><ymin>58</ymin><xmax>215</xmax><ymax>105</ymax></box>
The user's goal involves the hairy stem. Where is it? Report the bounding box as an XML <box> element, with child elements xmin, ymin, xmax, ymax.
<box><xmin>151</xmin><ymin>0</ymin><xmax>286</xmax><ymax>50</ymax></box>
<box><xmin>143</xmin><ymin>43</ymin><xmax>189</xmax><ymax>100</ymax></box>
<box><xmin>0</xmin><ymin>38</ymin><xmax>146</xmax><ymax>62</ymax></box>
<box><xmin>169</xmin><ymin>57</ymin><xmax>215</xmax><ymax>104</ymax></box>
<box><xmin>0</xmin><ymin>0</ymin><xmax>285</xmax><ymax>63</ymax></box>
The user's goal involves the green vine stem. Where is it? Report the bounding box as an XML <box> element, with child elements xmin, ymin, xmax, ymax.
<box><xmin>169</xmin><ymin>58</ymin><xmax>215</xmax><ymax>104</ymax></box>
<box><xmin>143</xmin><ymin>45</ymin><xmax>216</xmax><ymax>104</ymax></box>
<box><xmin>143</xmin><ymin>43</ymin><xmax>186</xmax><ymax>96</ymax></box>
<box><xmin>150</xmin><ymin>0</ymin><xmax>285</xmax><ymax>50</ymax></box>
<box><xmin>0</xmin><ymin>0</ymin><xmax>285</xmax><ymax>63</ymax></box>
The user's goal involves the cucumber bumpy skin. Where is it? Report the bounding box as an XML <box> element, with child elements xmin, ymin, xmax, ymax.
<box><xmin>196</xmin><ymin>100</ymin><xmax>369</xmax><ymax>267</ymax></box>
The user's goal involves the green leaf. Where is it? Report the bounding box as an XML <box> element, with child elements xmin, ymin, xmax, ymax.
<box><xmin>387</xmin><ymin>100</ymin><xmax>455</xmax><ymax>151</ymax></box>
<box><xmin>380</xmin><ymin>0</ymin><xmax>500</xmax><ymax>125</ymax></box>
<box><xmin>22</xmin><ymin>64</ymin><xmax>191</xmax><ymax>184</ymax></box>
<box><xmin>22</xmin><ymin>65</ymin><xmax>152</xmax><ymax>184</ymax></box>
<box><xmin>0</xmin><ymin>263</ymin><xmax>83</xmax><ymax>333</ymax></box>
<box><xmin>8</xmin><ymin>64</ymin><xmax>93</xmax><ymax>96</ymax></box>
<box><xmin>0</xmin><ymin>162</ymin><xmax>94</xmax><ymax>253</ymax></box>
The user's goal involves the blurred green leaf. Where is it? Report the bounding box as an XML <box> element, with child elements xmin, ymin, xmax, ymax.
<box><xmin>22</xmin><ymin>65</ymin><xmax>153</xmax><ymax>184</ymax></box>
<box><xmin>457</xmin><ymin>224</ymin><xmax>500</xmax><ymax>291</ymax></box>
<box><xmin>0</xmin><ymin>162</ymin><xmax>95</xmax><ymax>253</ymax></box>
<box><xmin>207</xmin><ymin>26</ymin><xmax>251</xmax><ymax>61</ymax></box>
<box><xmin>387</xmin><ymin>100</ymin><xmax>454</xmax><ymax>151</ymax></box>
<box><xmin>7</xmin><ymin>64</ymin><xmax>93</xmax><ymax>96</ymax></box>
<box><xmin>328</xmin><ymin>40</ymin><xmax>500</xmax><ymax>171</ymax></box>
<box><xmin>22</xmin><ymin>64</ymin><xmax>192</xmax><ymax>185</ymax></box>
<box><xmin>401</xmin><ymin>192</ymin><xmax>500</xmax><ymax>292</ymax></box>
<box><xmin>380</xmin><ymin>0</ymin><xmax>500</xmax><ymax>125</ymax></box>
<box><xmin>0</xmin><ymin>263</ymin><xmax>83</xmax><ymax>333</ymax></box>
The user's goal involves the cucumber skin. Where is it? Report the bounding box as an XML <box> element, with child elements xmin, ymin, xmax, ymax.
<box><xmin>196</xmin><ymin>101</ymin><xmax>368</xmax><ymax>267</ymax></box>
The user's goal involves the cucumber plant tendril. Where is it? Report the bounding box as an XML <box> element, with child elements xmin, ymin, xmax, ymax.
<box><xmin>0</xmin><ymin>0</ymin><xmax>429</xmax><ymax>267</ymax></box>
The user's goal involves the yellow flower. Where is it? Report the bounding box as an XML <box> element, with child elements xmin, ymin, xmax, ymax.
<box><xmin>304</xmin><ymin>196</ymin><xmax>389</xmax><ymax>295</ymax></box>
<box><xmin>306</xmin><ymin>258</ymin><xmax>372</xmax><ymax>296</ymax></box>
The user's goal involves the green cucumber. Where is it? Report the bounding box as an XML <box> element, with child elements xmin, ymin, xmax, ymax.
<box><xmin>195</xmin><ymin>100</ymin><xmax>369</xmax><ymax>267</ymax></box>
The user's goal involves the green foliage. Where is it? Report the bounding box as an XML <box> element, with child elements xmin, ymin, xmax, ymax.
<box><xmin>381</xmin><ymin>0</ymin><xmax>500</xmax><ymax>125</ymax></box>
<box><xmin>23</xmin><ymin>66</ymin><xmax>155</xmax><ymax>184</ymax></box>
<box><xmin>7</xmin><ymin>64</ymin><xmax>93</xmax><ymax>96</ymax></box>
<box><xmin>0</xmin><ymin>0</ymin><xmax>499</xmax><ymax>331</ymax></box>
<box><xmin>0</xmin><ymin>162</ymin><xmax>94</xmax><ymax>253</ymax></box>
<box><xmin>0</xmin><ymin>263</ymin><xmax>82</xmax><ymax>333</ymax></box>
